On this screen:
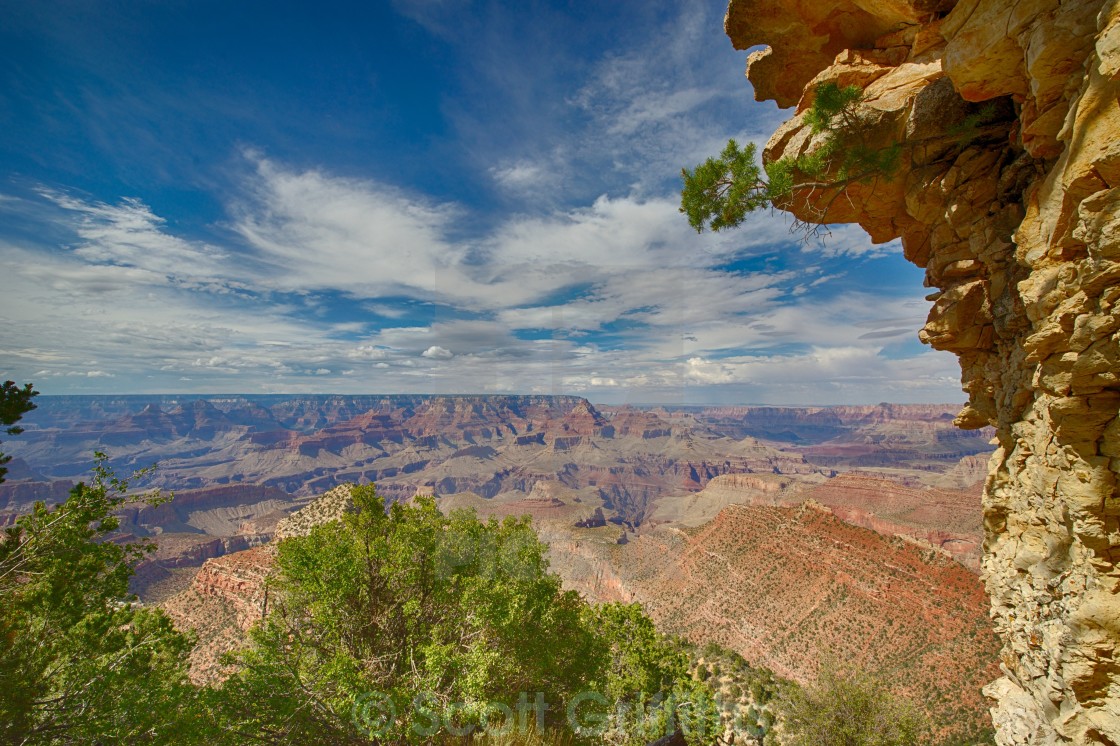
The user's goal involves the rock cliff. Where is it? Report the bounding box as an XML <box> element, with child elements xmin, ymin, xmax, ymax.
<box><xmin>161</xmin><ymin>544</ymin><xmax>274</xmax><ymax>684</ymax></box>
<box><xmin>725</xmin><ymin>0</ymin><xmax>1120</xmax><ymax>741</ymax></box>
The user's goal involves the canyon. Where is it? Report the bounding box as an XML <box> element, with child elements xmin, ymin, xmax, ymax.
<box><xmin>4</xmin><ymin>394</ymin><xmax>1001</xmax><ymax>738</ymax></box>
<box><xmin>165</xmin><ymin>475</ymin><xmax>1000</xmax><ymax>741</ymax></box>
<box><xmin>0</xmin><ymin>394</ymin><xmax>1006</xmax><ymax>739</ymax></box>
<box><xmin>725</xmin><ymin>0</ymin><xmax>1120</xmax><ymax>742</ymax></box>
<box><xmin>2</xmin><ymin>395</ymin><xmax>991</xmax><ymax>538</ymax></box>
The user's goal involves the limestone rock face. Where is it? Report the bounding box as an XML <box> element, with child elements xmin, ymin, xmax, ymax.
<box><xmin>727</xmin><ymin>0</ymin><xmax>1120</xmax><ymax>742</ymax></box>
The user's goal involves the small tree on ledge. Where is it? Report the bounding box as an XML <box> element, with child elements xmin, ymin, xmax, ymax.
<box><xmin>679</xmin><ymin>82</ymin><xmax>902</xmax><ymax>234</ymax></box>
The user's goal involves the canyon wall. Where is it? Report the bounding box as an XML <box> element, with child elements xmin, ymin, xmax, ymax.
<box><xmin>539</xmin><ymin>500</ymin><xmax>1000</xmax><ymax>741</ymax></box>
<box><xmin>723</xmin><ymin>0</ymin><xmax>1120</xmax><ymax>742</ymax></box>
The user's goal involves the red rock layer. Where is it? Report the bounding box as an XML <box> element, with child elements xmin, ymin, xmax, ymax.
<box><xmin>558</xmin><ymin>502</ymin><xmax>1000</xmax><ymax>740</ymax></box>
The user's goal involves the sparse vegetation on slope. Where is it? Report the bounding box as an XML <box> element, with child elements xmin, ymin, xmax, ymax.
<box><xmin>547</xmin><ymin>500</ymin><xmax>999</xmax><ymax>743</ymax></box>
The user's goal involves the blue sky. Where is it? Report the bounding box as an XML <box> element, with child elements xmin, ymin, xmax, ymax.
<box><xmin>0</xmin><ymin>0</ymin><xmax>962</xmax><ymax>405</ymax></box>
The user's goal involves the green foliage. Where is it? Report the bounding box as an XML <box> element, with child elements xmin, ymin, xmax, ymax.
<box><xmin>775</xmin><ymin>665</ymin><xmax>927</xmax><ymax>746</ymax></box>
<box><xmin>803</xmin><ymin>82</ymin><xmax>863</xmax><ymax>134</ymax></box>
<box><xmin>0</xmin><ymin>380</ymin><xmax>38</xmax><ymax>484</ymax></box>
<box><xmin>587</xmin><ymin>603</ymin><xmax>720</xmax><ymax>745</ymax></box>
<box><xmin>0</xmin><ymin>454</ymin><xmax>203</xmax><ymax>744</ymax></box>
<box><xmin>679</xmin><ymin>139</ymin><xmax>772</xmax><ymax>233</ymax></box>
<box><xmin>592</xmin><ymin>602</ymin><xmax>690</xmax><ymax>702</ymax></box>
<box><xmin>217</xmin><ymin>486</ymin><xmax>586</xmax><ymax>741</ymax></box>
<box><xmin>680</xmin><ymin>82</ymin><xmax>901</xmax><ymax>233</ymax></box>
<box><xmin>215</xmin><ymin>485</ymin><xmax>716</xmax><ymax>744</ymax></box>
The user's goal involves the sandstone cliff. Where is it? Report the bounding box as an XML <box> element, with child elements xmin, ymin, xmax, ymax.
<box><xmin>724</xmin><ymin>0</ymin><xmax>1120</xmax><ymax>742</ymax></box>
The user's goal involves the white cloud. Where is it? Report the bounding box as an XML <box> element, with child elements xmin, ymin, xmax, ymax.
<box><xmin>685</xmin><ymin>357</ymin><xmax>735</xmax><ymax>384</ymax></box>
<box><xmin>348</xmin><ymin>346</ymin><xmax>391</xmax><ymax>360</ymax></box>
<box><xmin>0</xmin><ymin>177</ymin><xmax>957</xmax><ymax>403</ymax></box>
<box><xmin>229</xmin><ymin>159</ymin><xmax>737</xmax><ymax>313</ymax></box>
<box><xmin>487</xmin><ymin>194</ymin><xmax>703</xmax><ymax>269</ymax></box>
<box><xmin>43</xmin><ymin>191</ymin><xmax>242</xmax><ymax>291</ymax></box>
<box><xmin>684</xmin><ymin>346</ymin><xmax>955</xmax><ymax>389</ymax></box>
<box><xmin>800</xmin><ymin>225</ymin><xmax>899</xmax><ymax>259</ymax></box>
<box><xmin>231</xmin><ymin>155</ymin><xmax>465</xmax><ymax>299</ymax></box>
<box><xmin>421</xmin><ymin>345</ymin><xmax>454</xmax><ymax>360</ymax></box>
<box><xmin>490</xmin><ymin>161</ymin><xmax>549</xmax><ymax>191</ymax></box>
<box><xmin>604</xmin><ymin>86</ymin><xmax>724</xmax><ymax>138</ymax></box>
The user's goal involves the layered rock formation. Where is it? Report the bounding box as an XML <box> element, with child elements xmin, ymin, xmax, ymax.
<box><xmin>725</xmin><ymin>0</ymin><xmax>1120</xmax><ymax>741</ymax></box>
<box><xmin>161</xmin><ymin>544</ymin><xmax>275</xmax><ymax>683</ymax></box>
<box><xmin>466</xmin><ymin>491</ymin><xmax>1001</xmax><ymax>742</ymax></box>
<box><xmin>9</xmin><ymin>395</ymin><xmax>822</xmax><ymax>528</ymax></box>
<box><xmin>667</xmin><ymin>471</ymin><xmax>986</xmax><ymax>569</ymax></box>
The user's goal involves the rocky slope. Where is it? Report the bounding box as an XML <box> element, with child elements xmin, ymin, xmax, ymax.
<box><xmin>161</xmin><ymin>544</ymin><xmax>275</xmax><ymax>684</ymax></box>
<box><xmin>620</xmin><ymin>503</ymin><xmax>998</xmax><ymax>740</ymax></box>
<box><xmin>726</xmin><ymin>0</ymin><xmax>1120</xmax><ymax>741</ymax></box>
<box><xmin>657</xmin><ymin>471</ymin><xmax>985</xmax><ymax>570</ymax></box>
<box><xmin>166</xmin><ymin>478</ymin><xmax>998</xmax><ymax>739</ymax></box>
<box><xmin>451</xmin><ymin>487</ymin><xmax>1000</xmax><ymax>742</ymax></box>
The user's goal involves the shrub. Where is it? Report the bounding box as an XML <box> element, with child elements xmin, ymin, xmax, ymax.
<box><xmin>775</xmin><ymin>665</ymin><xmax>927</xmax><ymax>746</ymax></box>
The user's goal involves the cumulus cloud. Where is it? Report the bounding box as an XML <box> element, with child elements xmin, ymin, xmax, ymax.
<box><xmin>685</xmin><ymin>357</ymin><xmax>735</xmax><ymax>384</ymax></box>
<box><xmin>421</xmin><ymin>345</ymin><xmax>454</xmax><ymax>360</ymax></box>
